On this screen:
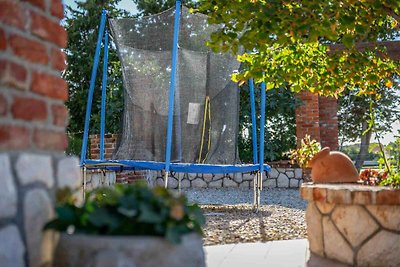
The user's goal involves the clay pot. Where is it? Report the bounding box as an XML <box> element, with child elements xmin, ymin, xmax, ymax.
<box><xmin>308</xmin><ymin>147</ymin><xmax>359</xmax><ymax>183</ymax></box>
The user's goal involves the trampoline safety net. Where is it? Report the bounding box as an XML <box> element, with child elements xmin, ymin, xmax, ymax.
<box><xmin>109</xmin><ymin>7</ymin><xmax>241</xmax><ymax>165</ymax></box>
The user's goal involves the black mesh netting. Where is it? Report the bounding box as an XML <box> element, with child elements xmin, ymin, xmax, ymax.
<box><xmin>109</xmin><ymin>7</ymin><xmax>240</xmax><ymax>164</ymax></box>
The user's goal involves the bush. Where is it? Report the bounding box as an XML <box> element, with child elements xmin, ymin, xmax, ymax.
<box><xmin>45</xmin><ymin>182</ymin><xmax>205</xmax><ymax>244</ymax></box>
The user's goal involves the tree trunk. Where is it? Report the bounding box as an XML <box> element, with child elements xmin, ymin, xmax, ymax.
<box><xmin>355</xmin><ymin>121</ymin><xmax>372</xmax><ymax>171</ymax></box>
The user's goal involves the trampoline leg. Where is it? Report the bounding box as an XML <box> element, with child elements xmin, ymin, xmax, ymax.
<box><xmin>258</xmin><ymin>171</ymin><xmax>262</xmax><ymax>208</ymax></box>
<box><xmin>164</xmin><ymin>171</ymin><xmax>169</xmax><ymax>189</ymax></box>
<box><xmin>253</xmin><ymin>172</ymin><xmax>260</xmax><ymax>212</ymax></box>
<box><xmin>178</xmin><ymin>173</ymin><xmax>181</xmax><ymax>193</ymax></box>
<box><xmin>82</xmin><ymin>166</ymin><xmax>87</xmax><ymax>200</ymax></box>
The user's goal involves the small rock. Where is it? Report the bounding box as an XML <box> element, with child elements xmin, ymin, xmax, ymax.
<box><xmin>277</xmin><ymin>174</ymin><xmax>289</xmax><ymax>188</ymax></box>
<box><xmin>0</xmin><ymin>225</ymin><xmax>25</xmax><ymax>267</ymax></box>
<box><xmin>16</xmin><ymin>153</ymin><xmax>53</xmax><ymax>188</ymax></box>
<box><xmin>192</xmin><ymin>178</ymin><xmax>207</xmax><ymax>188</ymax></box>
<box><xmin>0</xmin><ymin>154</ymin><xmax>17</xmax><ymax>219</ymax></box>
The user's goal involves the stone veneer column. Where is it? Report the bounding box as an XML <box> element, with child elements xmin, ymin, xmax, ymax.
<box><xmin>0</xmin><ymin>1</ymin><xmax>80</xmax><ymax>266</ymax></box>
<box><xmin>301</xmin><ymin>183</ymin><xmax>400</xmax><ymax>266</ymax></box>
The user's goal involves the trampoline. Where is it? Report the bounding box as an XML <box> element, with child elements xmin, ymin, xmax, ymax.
<box><xmin>80</xmin><ymin>0</ymin><xmax>270</xmax><ymax>208</ymax></box>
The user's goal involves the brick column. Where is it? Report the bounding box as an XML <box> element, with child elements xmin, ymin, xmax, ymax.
<box><xmin>318</xmin><ymin>96</ymin><xmax>339</xmax><ymax>150</ymax></box>
<box><xmin>0</xmin><ymin>1</ymin><xmax>80</xmax><ymax>267</ymax></box>
<box><xmin>295</xmin><ymin>91</ymin><xmax>321</xmax><ymax>145</ymax></box>
<box><xmin>295</xmin><ymin>92</ymin><xmax>339</xmax><ymax>150</ymax></box>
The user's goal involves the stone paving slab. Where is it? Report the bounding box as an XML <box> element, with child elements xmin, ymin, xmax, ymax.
<box><xmin>205</xmin><ymin>239</ymin><xmax>309</xmax><ymax>267</ymax></box>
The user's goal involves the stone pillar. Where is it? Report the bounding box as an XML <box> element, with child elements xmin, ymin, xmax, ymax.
<box><xmin>0</xmin><ymin>1</ymin><xmax>80</xmax><ymax>267</ymax></box>
<box><xmin>295</xmin><ymin>91</ymin><xmax>321</xmax><ymax>145</ymax></box>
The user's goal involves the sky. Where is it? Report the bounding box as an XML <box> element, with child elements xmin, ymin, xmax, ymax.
<box><xmin>63</xmin><ymin>0</ymin><xmax>138</xmax><ymax>15</ymax></box>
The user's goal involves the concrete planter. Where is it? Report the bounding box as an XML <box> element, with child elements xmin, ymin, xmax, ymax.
<box><xmin>53</xmin><ymin>233</ymin><xmax>205</xmax><ymax>267</ymax></box>
<box><xmin>301</xmin><ymin>183</ymin><xmax>400</xmax><ymax>267</ymax></box>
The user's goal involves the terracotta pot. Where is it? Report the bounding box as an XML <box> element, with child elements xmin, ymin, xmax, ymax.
<box><xmin>308</xmin><ymin>147</ymin><xmax>358</xmax><ymax>183</ymax></box>
<box><xmin>53</xmin><ymin>233</ymin><xmax>205</xmax><ymax>267</ymax></box>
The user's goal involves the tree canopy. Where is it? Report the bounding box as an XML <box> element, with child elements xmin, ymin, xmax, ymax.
<box><xmin>64</xmin><ymin>0</ymin><xmax>127</xmax><ymax>135</ymax></box>
<box><xmin>197</xmin><ymin>0</ymin><xmax>400</xmax><ymax>96</ymax></box>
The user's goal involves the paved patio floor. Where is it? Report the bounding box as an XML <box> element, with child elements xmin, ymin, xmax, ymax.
<box><xmin>205</xmin><ymin>239</ymin><xmax>310</xmax><ymax>267</ymax></box>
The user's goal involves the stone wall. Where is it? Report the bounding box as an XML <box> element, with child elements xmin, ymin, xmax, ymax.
<box><xmin>152</xmin><ymin>167</ymin><xmax>305</xmax><ymax>189</ymax></box>
<box><xmin>301</xmin><ymin>183</ymin><xmax>400</xmax><ymax>266</ymax></box>
<box><xmin>0</xmin><ymin>1</ymin><xmax>81</xmax><ymax>266</ymax></box>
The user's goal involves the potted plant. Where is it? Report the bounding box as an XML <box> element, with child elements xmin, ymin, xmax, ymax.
<box><xmin>45</xmin><ymin>182</ymin><xmax>206</xmax><ymax>267</ymax></box>
<box><xmin>286</xmin><ymin>134</ymin><xmax>321</xmax><ymax>182</ymax></box>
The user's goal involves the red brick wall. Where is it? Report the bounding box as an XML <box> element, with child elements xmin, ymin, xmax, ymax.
<box><xmin>295</xmin><ymin>92</ymin><xmax>339</xmax><ymax>150</ymax></box>
<box><xmin>0</xmin><ymin>0</ymin><xmax>68</xmax><ymax>152</ymax></box>
<box><xmin>89</xmin><ymin>134</ymin><xmax>146</xmax><ymax>183</ymax></box>
<box><xmin>89</xmin><ymin>134</ymin><xmax>118</xmax><ymax>159</ymax></box>
<box><xmin>295</xmin><ymin>91</ymin><xmax>321</xmax><ymax>146</ymax></box>
<box><xmin>319</xmin><ymin>96</ymin><xmax>339</xmax><ymax>150</ymax></box>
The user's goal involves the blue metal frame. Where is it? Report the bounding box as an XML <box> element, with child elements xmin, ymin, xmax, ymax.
<box><xmin>165</xmin><ymin>0</ymin><xmax>181</xmax><ymax>172</ymax></box>
<box><xmin>259</xmin><ymin>81</ymin><xmax>266</xmax><ymax>173</ymax></box>
<box><xmin>249</xmin><ymin>79</ymin><xmax>258</xmax><ymax>164</ymax></box>
<box><xmin>100</xmin><ymin>30</ymin><xmax>109</xmax><ymax>160</ymax></box>
<box><xmin>80</xmin><ymin>10</ymin><xmax>107</xmax><ymax>165</ymax></box>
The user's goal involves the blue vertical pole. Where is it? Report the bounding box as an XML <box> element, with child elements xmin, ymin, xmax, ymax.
<box><xmin>100</xmin><ymin>30</ymin><xmax>109</xmax><ymax>160</ymax></box>
<box><xmin>165</xmin><ymin>0</ymin><xmax>181</xmax><ymax>173</ymax></box>
<box><xmin>80</xmin><ymin>10</ymin><xmax>107</xmax><ymax>165</ymax></box>
<box><xmin>259</xmin><ymin>81</ymin><xmax>266</xmax><ymax>174</ymax></box>
<box><xmin>249</xmin><ymin>79</ymin><xmax>258</xmax><ymax>164</ymax></box>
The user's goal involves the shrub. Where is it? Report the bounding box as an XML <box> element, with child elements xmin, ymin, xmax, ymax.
<box><xmin>45</xmin><ymin>182</ymin><xmax>205</xmax><ymax>244</ymax></box>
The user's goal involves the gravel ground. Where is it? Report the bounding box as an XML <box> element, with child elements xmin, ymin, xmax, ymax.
<box><xmin>181</xmin><ymin>188</ymin><xmax>308</xmax><ymax>246</ymax></box>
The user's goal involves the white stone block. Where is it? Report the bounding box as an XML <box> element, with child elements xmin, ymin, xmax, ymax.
<box><xmin>289</xmin><ymin>178</ymin><xmax>299</xmax><ymax>188</ymax></box>
<box><xmin>367</xmin><ymin>205</ymin><xmax>400</xmax><ymax>231</ymax></box>
<box><xmin>0</xmin><ymin>154</ymin><xmax>17</xmax><ymax>219</ymax></box>
<box><xmin>179</xmin><ymin>179</ymin><xmax>191</xmax><ymax>189</ymax></box>
<box><xmin>268</xmin><ymin>168</ymin><xmax>279</xmax><ymax>179</ymax></box>
<box><xmin>287</xmin><ymin>171</ymin><xmax>294</xmax><ymax>178</ymax></box>
<box><xmin>24</xmin><ymin>189</ymin><xmax>55</xmax><ymax>267</ymax></box>
<box><xmin>294</xmin><ymin>168</ymin><xmax>302</xmax><ymax>179</ymax></box>
<box><xmin>306</xmin><ymin>203</ymin><xmax>323</xmax><ymax>257</ymax></box>
<box><xmin>239</xmin><ymin>181</ymin><xmax>249</xmax><ymax>189</ymax></box>
<box><xmin>191</xmin><ymin>178</ymin><xmax>207</xmax><ymax>188</ymax></box>
<box><xmin>233</xmin><ymin>173</ymin><xmax>243</xmax><ymax>183</ymax></box>
<box><xmin>0</xmin><ymin>225</ymin><xmax>25</xmax><ymax>267</ymax></box>
<box><xmin>203</xmin><ymin>174</ymin><xmax>213</xmax><ymax>183</ymax></box>
<box><xmin>332</xmin><ymin>205</ymin><xmax>378</xmax><ymax>247</ymax></box>
<box><xmin>263</xmin><ymin>178</ymin><xmax>276</xmax><ymax>188</ymax></box>
<box><xmin>223</xmin><ymin>178</ymin><xmax>237</xmax><ymax>188</ymax></box>
<box><xmin>277</xmin><ymin>173</ymin><xmax>289</xmax><ymax>187</ymax></box>
<box><xmin>166</xmin><ymin>177</ymin><xmax>178</xmax><ymax>189</ymax></box>
<box><xmin>57</xmin><ymin>157</ymin><xmax>81</xmax><ymax>189</ymax></box>
<box><xmin>242</xmin><ymin>173</ymin><xmax>254</xmax><ymax>181</ymax></box>
<box><xmin>357</xmin><ymin>230</ymin><xmax>400</xmax><ymax>267</ymax></box>
<box><xmin>323</xmin><ymin>217</ymin><xmax>354</xmax><ymax>266</ymax></box>
<box><xmin>16</xmin><ymin>153</ymin><xmax>53</xmax><ymax>188</ymax></box>
<box><xmin>208</xmin><ymin>179</ymin><xmax>222</xmax><ymax>188</ymax></box>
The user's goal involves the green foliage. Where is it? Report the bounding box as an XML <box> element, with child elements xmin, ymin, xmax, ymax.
<box><xmin>133</xmin><ymin>0</ymin><xmax>197</xmax><ymax>16</ymax></box>
<box><xmin>197</xmin><ymin>0</ymin><xmax>400</xmax><ymax>96</ymax></box>
<box><xmin>64</xmin><ymin>0</ymin><xmax>126</xmax><ymax>137</ymax></box>
<box><xmin>45</xmin><ymin>182</ymin><xmax>205</xmax><ymax>244</ymax></box>
<box><xmin>340</xmin><ymin>144</ymin><xmax>380</xmax><ymax>161</ymax></box>
<box><xmin>66</xmin><ymin>133</ymin><xmax>83</xmax><ymax>156</ymax></box>
<box><xmin>338</xmin><ymin>81</ymin><xmax>400</xmax><ymax>143</ymax></box>
<box><xmin>239</xmin><ymin>84</ymin><xmax>298</xmax><ymax>162</ymax></box>
<box><xmin>286</xmin><ymin>135</ymin><xmax>321</xmax><ymax>168</ymax></box>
